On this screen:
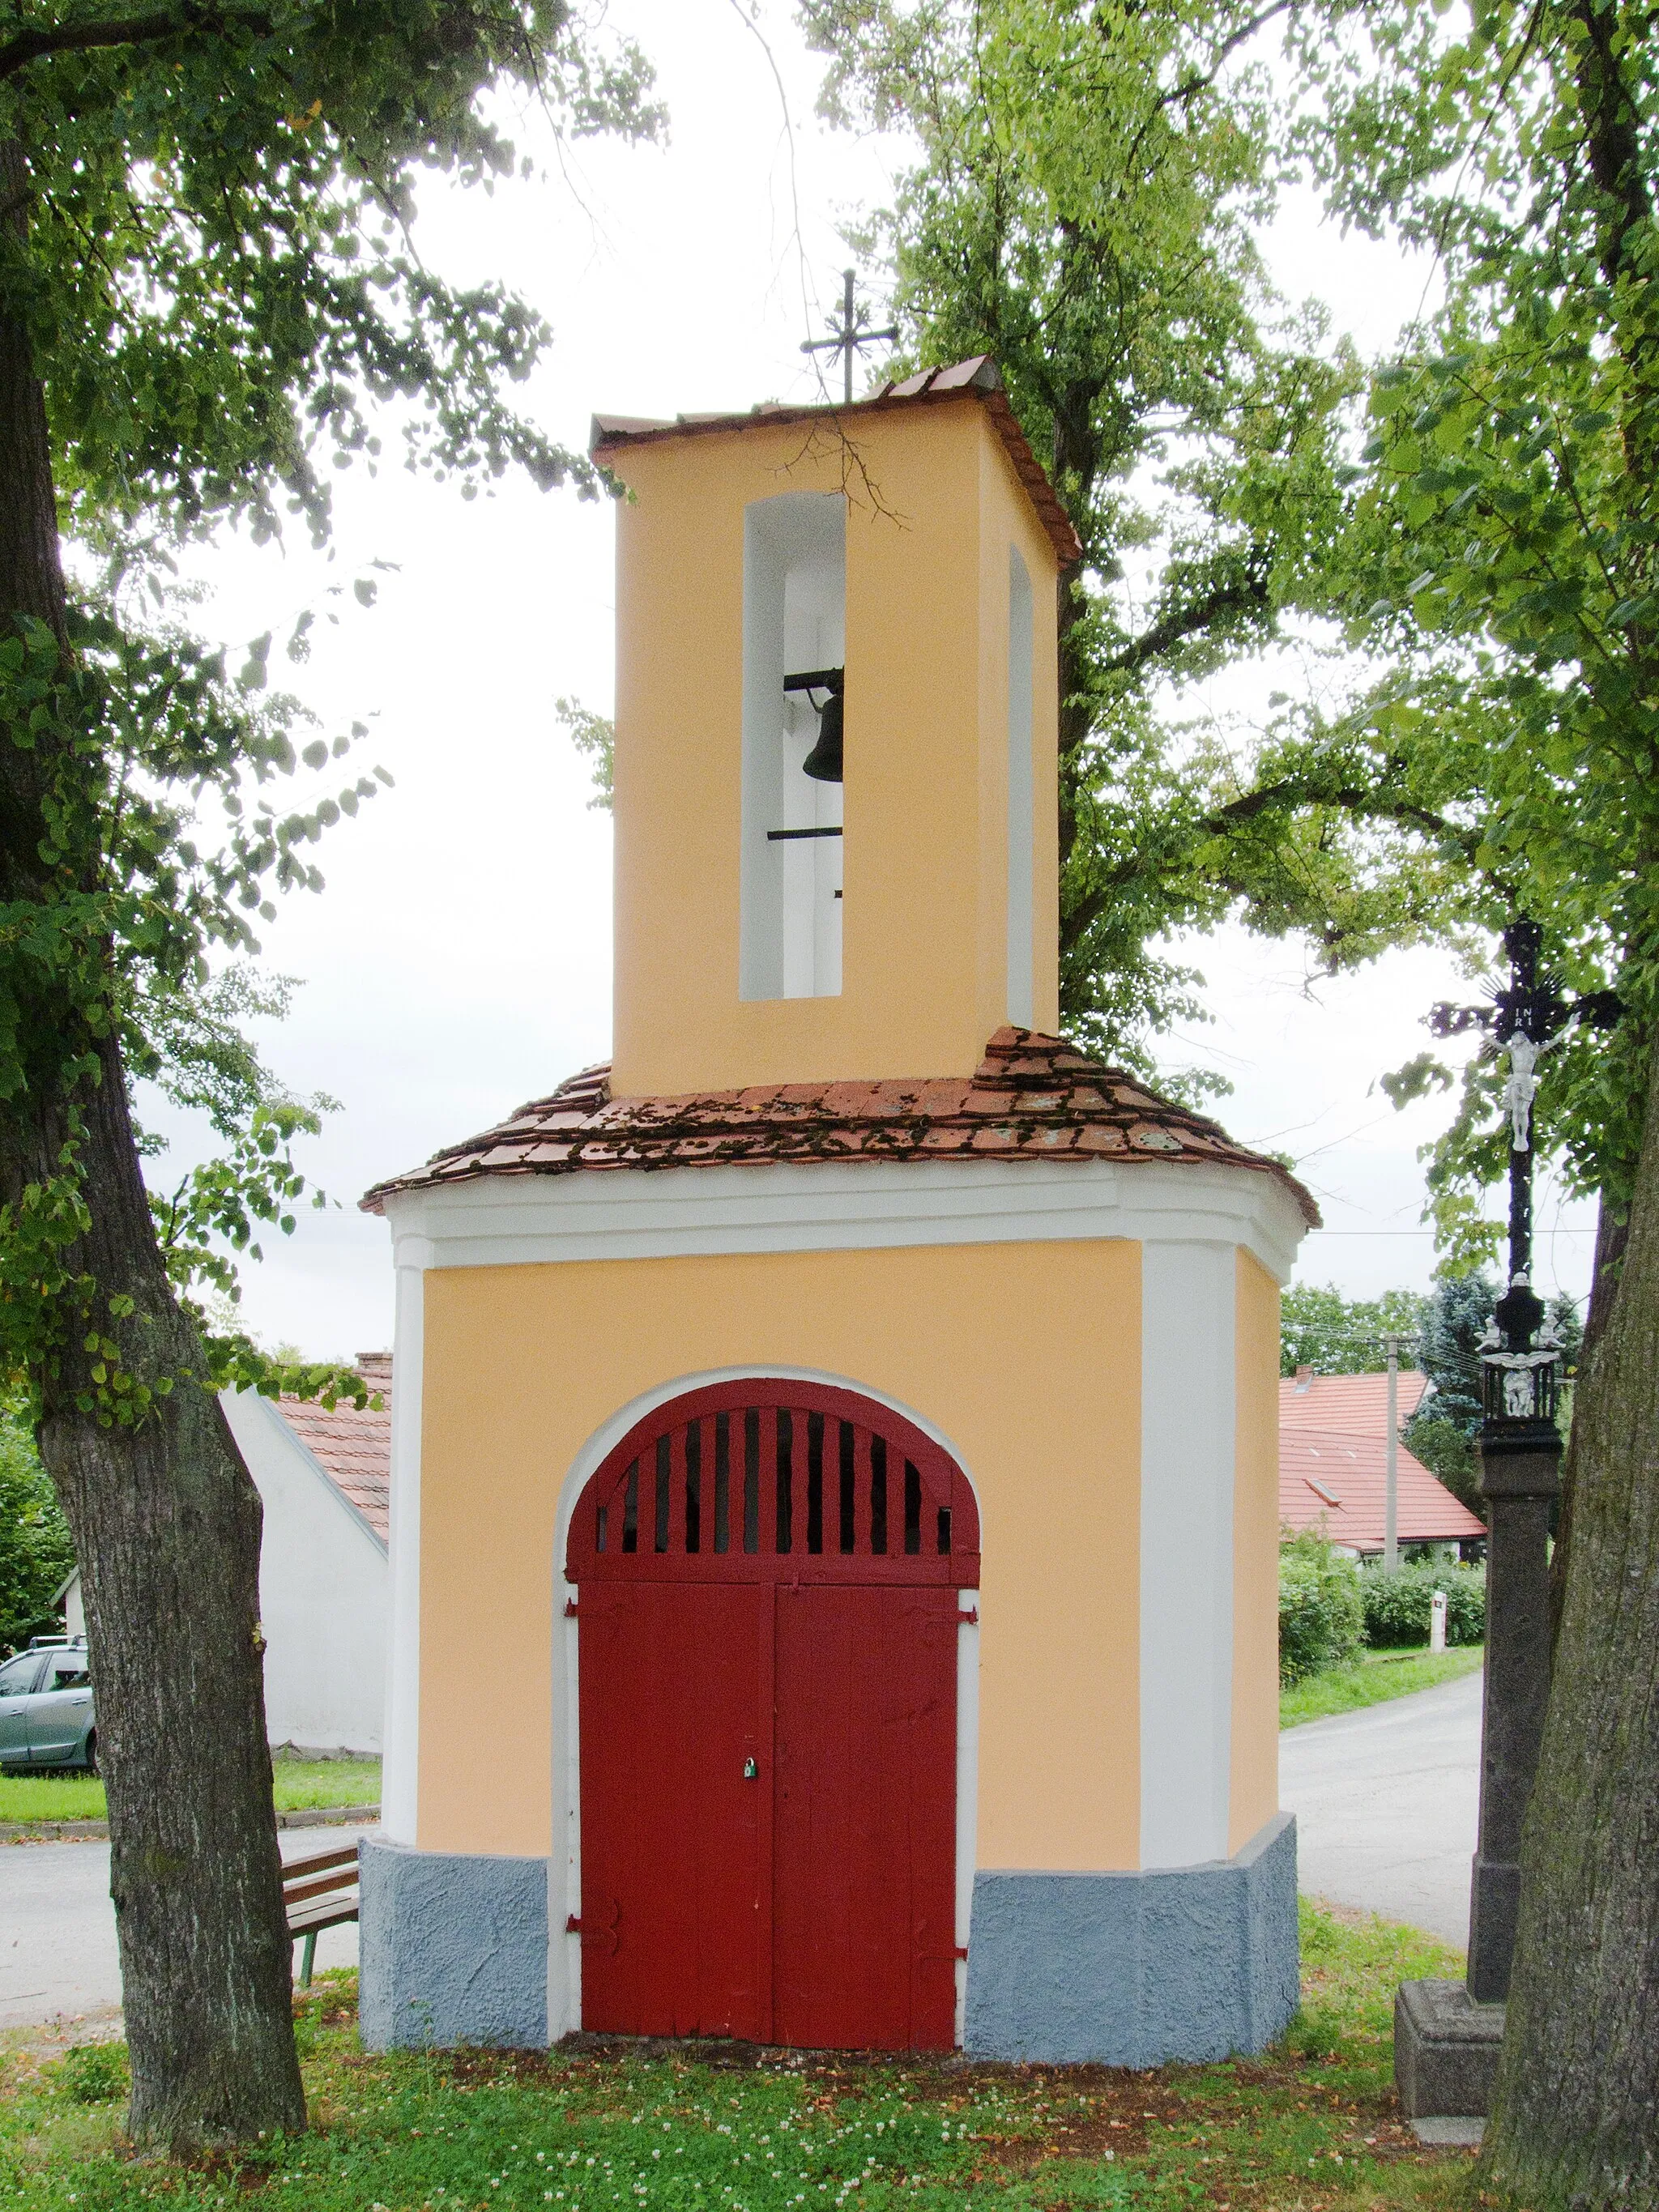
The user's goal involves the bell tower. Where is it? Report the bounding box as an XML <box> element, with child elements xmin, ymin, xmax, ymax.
<box><xmin>594</xmin><ymin>358</ymin><xmax>1076</xmax><ymax>1096</ymax></box>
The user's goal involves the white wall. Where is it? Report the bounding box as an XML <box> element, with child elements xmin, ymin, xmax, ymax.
<box><xmin>220</xmin><ymin>1390</ymin><xmax>390</xmax><ymax>1754</ymax></box>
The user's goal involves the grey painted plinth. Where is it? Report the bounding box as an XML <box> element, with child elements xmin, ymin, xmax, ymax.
<box><xmin>965</xmin><ymin>1813</ymin><xmax>1298</xmax><ymax>2065</ymax></box>
<box><xmin>1394</xmin><ymin>1979</ymin><xmax>1504</xmax><ymax>2119</ymax></box>
<box><xmin>359</xmin><ymin>1836</ymin><xmax>548</xmax><ymax>2050</ymax></box>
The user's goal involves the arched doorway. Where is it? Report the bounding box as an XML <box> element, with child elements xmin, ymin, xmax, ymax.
<box><xmin>565</xmin><ymin>1378</ymin><xmax>980</xmax><ymax>2052</ymax></box>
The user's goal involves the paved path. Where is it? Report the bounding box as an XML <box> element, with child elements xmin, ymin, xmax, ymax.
<box><xmin>0</xmin><ymin>1825</ymin><xmax>373</xmax><ymax>2033</ymax></box>
<box><xmin>1280</xmin><ymin>1668</ymin><xmax>1482</xmax><ymax>1950</ymax></box>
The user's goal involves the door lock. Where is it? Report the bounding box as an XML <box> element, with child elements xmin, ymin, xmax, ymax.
<box><xmin>742</xmin><ymin>1757</ymin><xmax>758</xmax><ymax>1779</ymax></box>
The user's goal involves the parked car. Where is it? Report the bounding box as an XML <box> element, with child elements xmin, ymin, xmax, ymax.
<box><xmin>0</xmin><ymin>1636</ymin><xmax>96</xmax><ymax>1773</ymax></box>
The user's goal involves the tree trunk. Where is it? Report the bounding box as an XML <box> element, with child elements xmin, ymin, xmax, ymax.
<box><xmin>1482</xmin><ymin>1036</ymin><xmax>1659</xmax><ymax>2207</ymax></box>
<box><xmin>1548</xmin><ymin>1191</ymin><xmax>1629</xmax><ymax>1645</ymax></box>
<box><xmin>35</xmin><ymin>1046</ymin><xmax>307</xmax><ymax>2150</ymax></box>
<box><xmin>0</xmin><ymin>139</ymin><xmax>66</xmax><ymax>637</ymax></box>
<box><xmin>1</xmin><ymin>134</ymin><xmax>305</xmax><ymax>2153</ymax></box>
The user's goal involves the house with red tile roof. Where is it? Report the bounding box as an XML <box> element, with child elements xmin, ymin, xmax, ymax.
<box><xmin>220</xmin><ymin>1362</ymin><xmax>390</xmax><ymax>1754</ymax></box>
<box><xmin>1278</xmin><ymin>1367</ymin><xmax>1484</xmax><ymax>1557</ymax></box>
<box><xmin>66</xmin><ymin>1361</ymin><xmax>391</xmax><ymax>1754</ymax></box>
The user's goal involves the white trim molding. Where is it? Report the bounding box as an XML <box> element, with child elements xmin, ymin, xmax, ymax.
<box><xmin>380</xmin><ymin>1263</ymin><xmax>425</xmax><ymax>1845</ymax></box>
<box><xmin>1139</xmin><ymin>1242</ymin><xmax>1237</xmax><ymax>1870</ymax></box>
<box><xmin>380</xmin><ymin>1156</ymin><xmax>1307</xmax><ymax>1286</ymax></box>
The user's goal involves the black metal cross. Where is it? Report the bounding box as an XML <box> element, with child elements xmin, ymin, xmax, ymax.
<box><xmin>1427</xmin><ymin>920</ymin><xmax>1618</xmax><ymax>1430</ymax></box>
<box><xmin>801</xmin><ymin>268</ymin><xmax>899</xmax><ymax>405</ymax></box>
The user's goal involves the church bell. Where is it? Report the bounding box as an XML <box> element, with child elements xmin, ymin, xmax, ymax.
<box><xmin>795</xmin><ymin>671</ymin><xmax>844</xmax><ymax>783</ymax></box>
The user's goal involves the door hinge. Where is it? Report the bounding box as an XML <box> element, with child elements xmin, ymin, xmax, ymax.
<box><xmin>564</xmin><ymin>1598</ymin><xmax>578</xmax><ymax>1618</ymax></box>
<box><xmin>955</xmin><ymin>1945</ymin><xmax>970</xmax><ymax>1961</ymax></box>
<box><xmin>957</xmin><ymin>1605</ymin><xmax>979</xmax><ymax>1626</ymax></box>
<box><xmin>569</xmin><ymin>1904</ymin><xmax>620</xmax><ymax>1954</ymax></box>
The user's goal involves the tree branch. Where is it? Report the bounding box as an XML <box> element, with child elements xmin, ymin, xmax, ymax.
<box><xmin>1058</xmin><ymin>774</ymin><xmax>1478</xmax><ymax>957</ymax></box>
<box><xmin>0</xmin><ymin>5</ymin><xmax>271</xmax><ymax>85</ymax></box>
<box><xmin>1094</xmin><ymin>552</ymin><xmax>1271</xmax><ymax>681</ymax></box>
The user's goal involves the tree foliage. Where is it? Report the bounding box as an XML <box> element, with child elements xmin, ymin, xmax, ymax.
<box><xmin>0</xmin><ymin>0</ymin><xmax>659</xmax><ymax>2150</ymax></box>
<box><xmin>1283</xmin><ymin>0</ymin><xmax>1659</xmax><ymax>1253</ymax></box>
<box><xmin>1278</xmin><ymin>1279</ymin><xmax>1428</xmax><ymax>1375</ymax></box>
<box><xmin>0</xmin><ymin>1399</ymin><xmax>73</xmax><ymax>1652</ymax></box>
<box><xmin>0</xmin><ymin>4</ymin><xmax>659</xmax><ymax>1414</ymax></box>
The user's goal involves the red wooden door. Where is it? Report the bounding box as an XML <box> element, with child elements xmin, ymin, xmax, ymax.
<box><xmin>774</xmin><ymin>1585</ymin><xmax>959</xmax><ymax>2051</ymax></box>
<box><xmin>569</xmin><ymin>1383</ymin><xmax>977</xmax><ymax>2052</ymax></box>
<box><xmin>578</xmin><ymin>1583</ymin><xmax>767</xmax><ymax>2037</ymax></box>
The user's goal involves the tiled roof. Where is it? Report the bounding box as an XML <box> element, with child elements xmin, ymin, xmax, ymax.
<box><xmin>1281</xmin><ymin>1370</ymin><xmax>1430</xmax><ymax>1435</ymax></box>
<box><xmin>591</xmin><ymin>357</ymin><xmax>1084</xmax><ymax>567</ymax></box>
<box><xmin>362</xmin><ymin>1028</ymin><xmax>1320</xmax><ymax>1225</ymax></box>
<box><xmin>278</xmin><ymin>1352</ymin><xmax>391</xmax><ymax>1545</ymax></box>
<box><xmin>1280</xmin><ymin>1426</ymin><xmax>1486</xmax><ymax>1552</ymax></box>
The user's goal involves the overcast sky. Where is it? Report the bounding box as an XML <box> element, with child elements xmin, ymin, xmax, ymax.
<box><xmin>140</xmin><ymin>0</ymin><xmax>1599</xmax><ymax>1360</ymax></box>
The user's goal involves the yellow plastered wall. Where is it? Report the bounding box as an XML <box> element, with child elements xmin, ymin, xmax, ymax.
<box><xmin>1229</xmin><ymin>1248</ymin><xmax>1282</xmax><ymax>1852</ymax></box>
<box><xmin>416</xmin><ymin>1238</ymin><xmax>1139</xmax><ymax>1870</ymax></box>
<box><xmin>607</xmin><ymin>399</ymin><xmax>1060</xmax><ymax>1095</ymax></box>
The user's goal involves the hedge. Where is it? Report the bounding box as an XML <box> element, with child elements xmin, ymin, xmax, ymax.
<box><xmin>1359</xmin><ymin>1560</ymin><xmax>1486</xmax><ymax>1648</ymax></box>
<box><xmin>1278</xmin><ymin>1539</ymin><xmax>1365</xmax><ymax>1685</ymax></box>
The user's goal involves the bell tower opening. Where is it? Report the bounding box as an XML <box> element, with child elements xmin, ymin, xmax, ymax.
<box><xmin>740</xmin><ymin>492</ymin><xmax>846</xmax><ymax>1001</ymax></box>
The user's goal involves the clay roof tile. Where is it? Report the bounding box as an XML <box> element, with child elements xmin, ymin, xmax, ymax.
<box><xmin>362</xmin><ymin>1026</ymin><xmax>1319</xmax><ymax>1225</ymax></box>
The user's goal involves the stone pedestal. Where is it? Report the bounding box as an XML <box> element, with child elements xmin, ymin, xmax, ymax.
<box><xmin>1466</xmin><ymin>1428</ymin><xmax>1560</xmax><ymax>2002</ymax></box>
<box><xmin>1394</xmin><ymin>1980</ymin><xmax>1504</xmax><ymax>2118</ymax></box>
<box><xmin>1393</xmin><ymin>1427</ymin><xmax>1559</xmax><ymax>2119</ymax></box>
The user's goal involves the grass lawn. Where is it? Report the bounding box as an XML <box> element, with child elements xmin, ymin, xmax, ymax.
<box><xmin>0</xmin><ymin>1899</ymin><xmax>1483</xmax><ymax>2212</ymax></box>
<box><xmin>1281</xmin><ymin>1647</ymin><xmax>1483</xmax><ymax>1731</ymax></box>
<box><xmin>0</xmin><ymin>1757</ymin><xmax>380</xmax><ymax>1825</ymax></box>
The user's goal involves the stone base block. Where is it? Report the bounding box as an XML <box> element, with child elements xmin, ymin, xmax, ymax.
<box><xmin>1394</xmin><ymin>1979</ymin><xmax>1504</xmax><ymax>2118</ymax></box>
<box><xmin>359</xmin><ymin>1837</ymin><xmax>548</xmax><ymax>2050</ymax></box>
<box><xmin>964</xmin><ymin>1813</ymin><xmax>1298</xmax><ymax>2065</ymax></box>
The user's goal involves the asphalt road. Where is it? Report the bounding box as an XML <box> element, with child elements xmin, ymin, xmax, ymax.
<box><xmin>1280</xmin><ymin>1667</ymin><xmax>1482</xmax><ymax>1951</ymax></box>
<box><xmin>0</xmin><ymin>1824</ymin><xmax>373</xmax><ymax>2034</ymax></box>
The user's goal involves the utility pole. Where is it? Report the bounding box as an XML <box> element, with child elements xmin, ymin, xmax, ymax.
<box><xmin>1384</xmin><ymin>1332</ymin><xmax>1400</xmax><ymax>1572</ymax></box>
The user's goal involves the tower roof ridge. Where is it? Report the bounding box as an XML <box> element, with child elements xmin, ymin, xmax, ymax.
<box><xmin>589</xmin><ymin>359</ymin><xmax>1082</xmax><ymax>566</ymax></box>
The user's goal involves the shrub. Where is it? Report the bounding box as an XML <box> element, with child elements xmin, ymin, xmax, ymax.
<box><xmin>1278</xmin><ymin>1536</ymin><xmax>1365</xmax><ymax>1684</ymax></box>
<box><xmin>1360</xmin><ymin>1561</ymin><xmax>1486</xmax><ymax>1647</ymax></box>
<box><xmin>58</xmin><ymin>2042</ymin><xmax>128</xmax><ymax>2103</ymax></box>
<box><xmin>0</xmin><ymin>1404</ymin><xmax>75</xmax><ymax>1656</ymax></box>
<box><xmin>1402</xmin><ymin>1413</ymin><xmax>1484</xmax><ymax>1522</ymax></box>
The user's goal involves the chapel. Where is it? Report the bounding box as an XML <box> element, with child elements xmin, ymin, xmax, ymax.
<box><xmin>359</xmin><ymin>356</ymin><xmax>1316</xmax><ymax>2062</ymax></box>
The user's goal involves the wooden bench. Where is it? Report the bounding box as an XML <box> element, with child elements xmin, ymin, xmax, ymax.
<box><xmin>284</xmin><ymin>1843</ymin><xmax>360</xmax><ymax>1988</ymax></box>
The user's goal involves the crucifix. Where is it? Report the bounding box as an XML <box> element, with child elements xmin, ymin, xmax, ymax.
<box><xmin>800</xmin><ymin>267</ymin><xmax>899</xmax><ymax>405</ymax></box>
<box><xmin>1427</xmin><ymin>918</ymin><xmax>1617</xmax><ymax>1428</ymax></box>
<box><xmin>1419</xmin><ymin>918</ymin><xmax>1618</xmax><ymax>2008</ymax></box>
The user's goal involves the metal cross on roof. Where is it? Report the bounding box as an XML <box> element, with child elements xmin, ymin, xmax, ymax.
<box><xmin>800</xmin><ymin>268</ymin><xmax>899</xmax><ymax>405</ymax></box>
